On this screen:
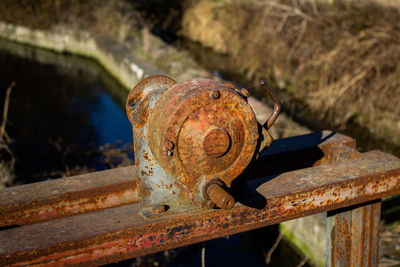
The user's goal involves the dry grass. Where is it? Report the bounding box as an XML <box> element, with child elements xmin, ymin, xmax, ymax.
<box><xmin>0</xmin><ymin>82</ymin><xmax>15</xmax><ymax>188</ymax></box>
<box><xmin>299</xmin><ymin>24</ymin><xmax>400</xmax><ymax>126</ymax></box>
<box><xmin>181</xmin><ymin>0</ymin><xmax>400</xmax><ymax>144</ymax></box>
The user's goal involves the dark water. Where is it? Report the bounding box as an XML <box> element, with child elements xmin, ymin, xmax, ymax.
<box><xmin>0</xmin><ymin>39</ymin><xmax>133</xmax><ymax>183</ymax></box>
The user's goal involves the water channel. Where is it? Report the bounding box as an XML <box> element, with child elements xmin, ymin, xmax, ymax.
<box><xmin>0</xmin><ymin>39</ymin><xmax>133</xmax><ymax>183</ymax></box>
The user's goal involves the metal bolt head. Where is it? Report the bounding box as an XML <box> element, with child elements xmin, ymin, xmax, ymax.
<box><xmin>210</xmin><ymin>90</ymin><xmax>220</xmax><ymax>99</ymax></box>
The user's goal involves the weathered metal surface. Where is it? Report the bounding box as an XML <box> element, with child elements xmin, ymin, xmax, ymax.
<box><xmin>252</xmin><ymin>151</ymin><xmax>399</xmax><ymax>204</ymax></box>
<box><xmin>0</xmin><ymin>131</ymin><xmax>357</xmax><ymax>227</ymax></box>
<box><xmin>125</xmin><ymin>75</ymin><xmax>177</xmax><ymax>126</ymax></box>
<box><xmin>246</xmin><ymin>131</ymin><xmax>359</xmax><ymax>179</ymax></box>
<box><xmin>1</xmin><ymin>149</ymin><xmax>399</xmax><ymax>266</ymax></box>
<box><xmin>259</xmin><ymin>80</ymin><xmax>281</xmax><ymax>130</ymax></box>
<box><xmin>206</xmin><ymin>183</ymin><xmax>235</xmax><ymax>209</ymax></box>
<box><xmin>0</xmin><ymin>167</ymin><xmax>137</xmax><ymax>227</ymax></box>
<box><xmin>258</xmin><ymin>79</ymin><xmax>281</xmax><ymax>153</ymax></box>
<box><xmin>126</xmin><ymin>75</ymin><xmax>182</xmax><ymax>217</ymax></box>
<box><xmin>327</xmin><ymin>200</ymin><xmax>381</xmax><ymax>267</ymax></box>
<box><xmin>127</xmin><ymin>76</ymin><xmax>281</xmax><ymax>212</ymax></box>
<box><xmin>145</xmin><ymin>78</ymin><xmax>260</xmax><ymax>209</ymax></box>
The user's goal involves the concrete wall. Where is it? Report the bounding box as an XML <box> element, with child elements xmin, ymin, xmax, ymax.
<box><xmin>0</xmin><ymin>22</ymin><xmax>164</xmax><ymax>91</ymax></box>
<box><xmin>281</xmin><ymin>214</ymin><xmax>327</xmax><ymax>266</ymax></box>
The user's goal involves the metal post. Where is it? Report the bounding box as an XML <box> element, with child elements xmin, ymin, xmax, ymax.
<box><xmin>327</xmin><ymin>199</ymin><xmax>381</xmax><ymax>267</ymax></box>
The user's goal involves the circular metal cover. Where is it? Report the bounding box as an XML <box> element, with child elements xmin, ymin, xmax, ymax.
<box><xmin>148</xmin><ymin>79</ymin><xmax>259</xmax><ymax>188</ymax></box>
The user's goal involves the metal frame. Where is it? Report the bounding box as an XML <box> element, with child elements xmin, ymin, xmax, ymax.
<box><xmin>1</xmin><ymin>131</ymin><xmax>399</xmax><ymax>266</ymax></box>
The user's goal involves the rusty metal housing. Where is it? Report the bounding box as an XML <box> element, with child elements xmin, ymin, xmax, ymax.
<box><xmin>126</xmin><ymin>75</ymin><xmax>281</xmax><ymax>215</ymax></box>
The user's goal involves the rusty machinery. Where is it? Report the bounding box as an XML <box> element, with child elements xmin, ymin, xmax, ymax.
<box><xmin>126</xmin><ymin>75</ymin><xmax>281</xmax><ymax>217</ymax></box>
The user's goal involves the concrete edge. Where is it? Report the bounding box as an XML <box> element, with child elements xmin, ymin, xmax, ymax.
<box><xmin>0</xmin><ymin>21</ymin><xmax>166</xmax><ymax>91</ymax></box>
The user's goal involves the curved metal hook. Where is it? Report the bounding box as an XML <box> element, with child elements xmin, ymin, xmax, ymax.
<box><xmin>260</xmin><ymin>79</ymin><xmax>281</xmax><ymax>129</ymax></box>
<box><xmin>258</xmin><ymin>79</ymin><xmax>282</xmax><ymax>153</ymax></box>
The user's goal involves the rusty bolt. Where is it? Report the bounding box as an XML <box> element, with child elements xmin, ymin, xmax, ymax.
<box><xmin>206</xmin><ymin>183</ymin><xmax>235</xmax><ymax>209</ymax></box>
<box><xmin>152</xmin><ymin>204</ymin><xmax>168</xmax><ymax>214</ymax></box>
<box><xmin>240</xmin><ymin>88</ymin><xmax>250</xmax><ymax>98</ymax></box>
<box><xmin>210</xmin><ymin>90</ymin><xmax>220</xmax><ymax>99</ymax></box>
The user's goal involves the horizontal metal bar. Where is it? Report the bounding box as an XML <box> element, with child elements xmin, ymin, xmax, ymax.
<box><xmin>0</xmin><ymin>131</ymin><xmax>356</xmax><ymax>227</ymax></box>
<box><xmin>1</xmin><ymin>150</ymin><xmax>399</xmax><ymax>266</ymax></box>
<box><xmin>244</xmin><ymin>131</ymin><xmax>359</xmax><ymax>179</ymax></box>
<box><xmin>261</xmin><ymin>130</ymin><xmax>356</xmax><ymax>157</ymax></box>
<box><xmin>0</xmin><ymin>167</ymin><xmax>137</xmax><ymax>227</ymax></box>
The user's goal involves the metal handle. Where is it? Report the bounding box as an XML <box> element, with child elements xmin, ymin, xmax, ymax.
<box><xmin>260</xmin><ymin>79</ymin><xmax>281</xmax><ymax>129</ymax></box>
<box><xmin>258</xmin><ymin>79</ymin><xmax>281</xmax><ymax>153</ymax></box>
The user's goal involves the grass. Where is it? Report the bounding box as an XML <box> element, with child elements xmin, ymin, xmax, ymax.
<box><xmin>180</xmin><ymin>0</ymin><xmax>400</xmax><ymax>148</ymax></box>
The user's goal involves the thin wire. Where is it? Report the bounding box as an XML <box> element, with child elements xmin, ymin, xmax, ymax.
<box><xmin>201</xmin><ymin>243</ymin><xmax>206</xmax><ymax>267</ymax></box>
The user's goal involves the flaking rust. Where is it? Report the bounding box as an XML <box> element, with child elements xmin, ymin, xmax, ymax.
<box><xmin>2</xmin><ymin>132</ymin><xmax>400</xmax><ymax>266</ymax></box>
<box><xmin>126</xmin><ymin>75</ymin><xmax>281</xmax><ymax>217</ymax></box>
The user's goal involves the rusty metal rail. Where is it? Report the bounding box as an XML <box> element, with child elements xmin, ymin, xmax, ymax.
<box><xmin>1</xmin><ymin>131</ymin><xmax>399</xmax><ymax>266</ymax></box>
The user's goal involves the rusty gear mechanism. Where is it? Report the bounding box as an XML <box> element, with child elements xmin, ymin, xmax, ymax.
<box><xmin>126</xmin><ymin>75</ymin><xmax>281</xmax><ymax>217</ymax></box>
